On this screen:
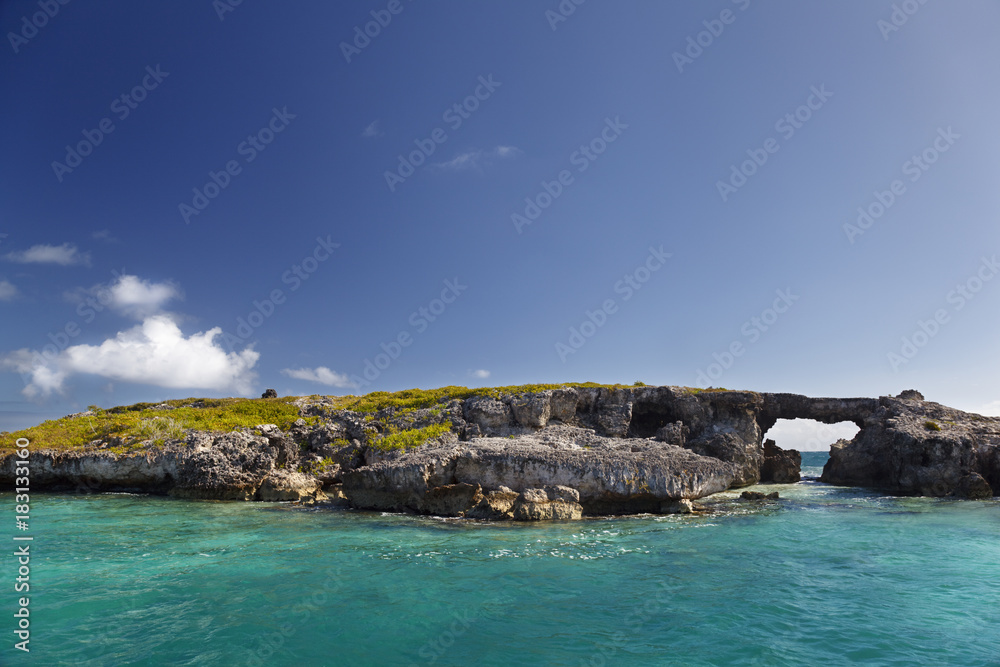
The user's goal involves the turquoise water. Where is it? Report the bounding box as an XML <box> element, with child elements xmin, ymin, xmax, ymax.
<box><xmin>4</xmin><ymin>452</ymin><xmax>1000</xmax><ymax>666</ymax></box>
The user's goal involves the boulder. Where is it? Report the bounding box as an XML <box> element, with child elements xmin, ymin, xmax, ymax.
<box><xmin>463</xmin><ymin>396</ymin><xmax>513</xmax><ymax>433</ymax></box>
<box><xmin>510</xmin><ymin>393</ymin><xmax>551</xmax><ymax>428</ymax></box>
<box><xmin>512</xmin><ymin>486</ymin><xmax>582</xmax><ymax>521</ymax></box>
<box><xmin>261</xmin><ymin>389</ymin><xmax>278</xmax><ymax>399</ymax></box>
<box><xmin>759</xmin><ymin>439</ymin><xmax>801</xmax><ymax>483</ymax></box>
<box><xmin>954</xmin><ymin>472</ymin><xmax>993</xmax><ymax>499</ymax></box>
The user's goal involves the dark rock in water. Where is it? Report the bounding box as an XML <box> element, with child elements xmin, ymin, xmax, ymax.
<box><xmin>261</xmin><ymin>389</ymin><xmax>278</xmax><ymax>399</ymax></box>
<box><xmin>741</xmin><ymin>491</ymin><xmax>779</xmax><ymax>500</ymax></box>
<box><xmin>760</xmin><ymin>439</ymin><xmax>801</xmax><ymax>483</ymax></box>
<box><xmin>954</xmin><ymin>472</ymin><xmax>993</xmax><ymax>499</ymax></box>
<box><xmin>821</xmin><ymin>396</ymin><xmax>1000</xmax><ymax>497</ymax></box>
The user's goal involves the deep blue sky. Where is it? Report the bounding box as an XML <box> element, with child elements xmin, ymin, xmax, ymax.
<box><xmin>2</xmin><ymin>1</ymin><xmax>999</xmax><ymax>439</ymax></box>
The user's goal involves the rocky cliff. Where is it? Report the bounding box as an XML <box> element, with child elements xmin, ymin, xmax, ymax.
<box><xmin>2</xmin><ymin>385</ymin><xmax>996</xmax><ymax>519</ymax></box>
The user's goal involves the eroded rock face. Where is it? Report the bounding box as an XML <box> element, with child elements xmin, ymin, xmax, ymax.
<box><xmin>821</xmin><ymin>397</ymin><xmax>1000</xmax><ymax>497</ymax></box>
<box><xmin>340</xmin><ymin>425</ymin><xmax>736</xmax><ymax>517</ymax></box>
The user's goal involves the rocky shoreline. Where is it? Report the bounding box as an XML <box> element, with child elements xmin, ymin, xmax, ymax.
<box><xmin>2</xmin><ymin>386</ymin><xmax>997</xmax><ymax>519</ymax></box>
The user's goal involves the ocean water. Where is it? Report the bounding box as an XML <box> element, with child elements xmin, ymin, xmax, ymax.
<box><xmin>4</xmin><ymin>452</ymin><xmax>1000</xmax><ymax>666</ymax></box>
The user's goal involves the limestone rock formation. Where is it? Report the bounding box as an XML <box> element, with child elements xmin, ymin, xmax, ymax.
<box><xmin>821</xmin><ymin>396</ymin><xmax>1000</xmax><ymax>497</ymax></box>
<box><xmin>4</xmin><ymin>384</ymin><xmax>997</xmax><ymax>520</ymax></box>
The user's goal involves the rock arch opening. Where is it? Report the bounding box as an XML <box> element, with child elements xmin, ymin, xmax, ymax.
<box><xmin>763</xmin><ymin>418</ymin><xmax>860</xmax><ymax>453</ymax></box>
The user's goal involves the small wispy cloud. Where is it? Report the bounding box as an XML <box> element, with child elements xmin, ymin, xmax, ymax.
<box><xmin>362</xmin><ymin>120</ymin><xmax>382</xmax><ymax>138</ymax></box>
<box><xmin>4</xmin><ymin>243</ymin><xmax>91</xmax><ymax>267</ymax></box>
<box><xmin>471</xmin><ymin>369</ymin><xmax>491</xmax><ymax>379</ymax></box>
<box><xmin>0</xmin><ymin>280</ymin><xmax>18</xmax><ymax>301</ymax></box>
<box><xmin>435</xmin><ymin>146</ymin><xmax>521</xmax><ymax>171</ymax></box>
<box><xmin>91</xmin><ymin>229</ymin><xmax>119</xmax><ymax>243</ymax></box>
<box><xmin>281</xmin><ymin>366</ymin><xmax>356</xmax><ymax>388</ymax></box>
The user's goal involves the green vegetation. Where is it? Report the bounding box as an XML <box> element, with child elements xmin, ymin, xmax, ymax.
<box><xmin>924</xmin><ymin>420</ymin><xmax>942</xmax><ymax>431</ymax></box>
<box><xmin>371</xmin><ymin>423</ymin><xmax>451</xmax><ymax>452</ymax></box>
<box><xmin>1</xmin><ymin>396</ymin><xmax>303</xmax><ymax>451</ymax></box>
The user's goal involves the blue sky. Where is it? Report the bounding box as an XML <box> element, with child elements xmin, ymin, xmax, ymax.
<box><xmin>2</xmin><ymin>1</ymin><xmax>999</xmax><ymax>443</ymax></box>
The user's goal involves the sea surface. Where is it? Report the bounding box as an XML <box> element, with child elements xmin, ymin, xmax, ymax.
<box><xmin>4</xmin><ymin>452</ymin><xmax>1000</xmax><ymax>666</ymax></box>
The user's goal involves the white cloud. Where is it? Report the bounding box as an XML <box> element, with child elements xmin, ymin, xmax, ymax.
<box><xmin>67</xmin><ymin>274</ymin><xmax>182</xmax><ymax>319</ymax></box>
<box><xmin>108</xmin><ymin>275</ymin><xmax>182</xmax><ymax>318</ymax></box>
<box><xmin>2</xmin><ymin>315</ymin><xmax>259</xmax><ymax>398</ymax></box>
<box><xmin>281</xmin><ymin>366</ymin><xmax>355</xmax><ymax>388</ymax></box>
<box><xmin>0</xmin><ymin>280</ymin><xmax>17</xmax><ymax>301</ymax></box>
<box><xmin>362</xmin><ymin>120</ymin><xmax>382</xmax><ymax>138</ymax></box>
<box><xmin>435</xmin><ymin>146</ymin><xmax>521</xmax><ymax>171</ymax></box>
<box><xmin>471</xmin><ymin>369</ymin><xmax>491</xmax><ymax>379</ymax></box>
<box><xmin>4</xmin><ymin>243</ymin><xmax>91</xmax><ymax>267</ymax></box>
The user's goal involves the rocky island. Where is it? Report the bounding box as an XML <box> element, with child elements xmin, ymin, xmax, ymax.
<box><xmin>2</xmin><ymin>385</ymin><xmax>997</xmax><ymax>519</ymax></box>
